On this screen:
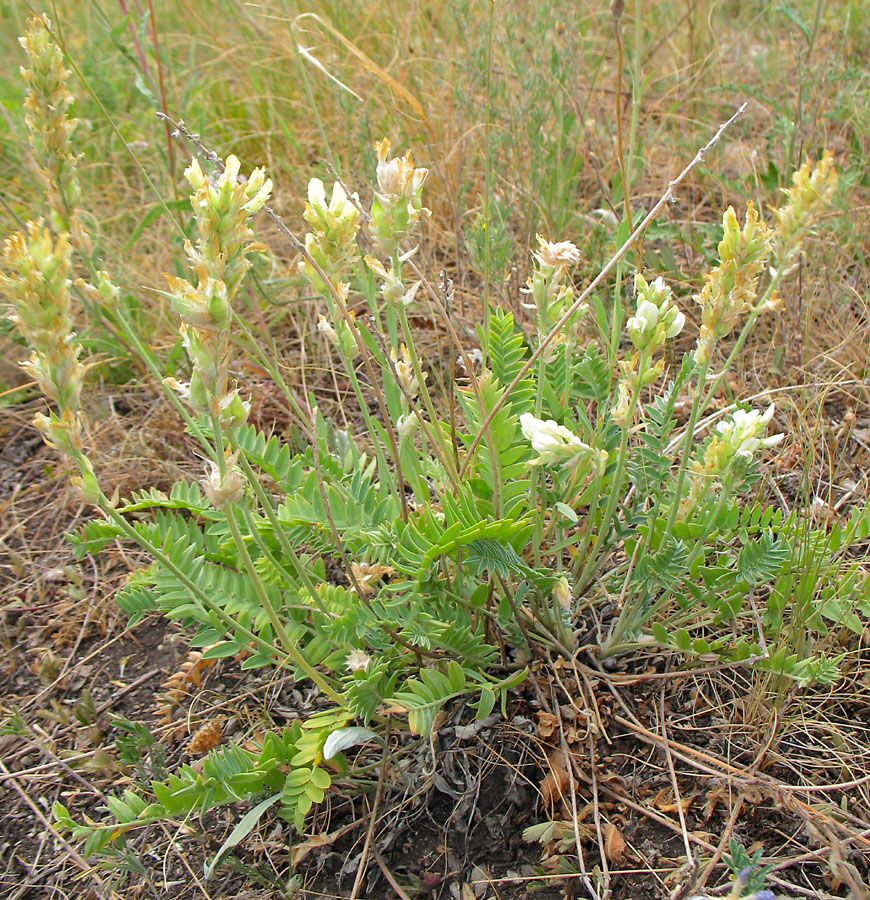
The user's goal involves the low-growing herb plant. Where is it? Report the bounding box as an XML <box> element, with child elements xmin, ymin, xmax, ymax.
<box><xmin>2</xmin><ymin>11</ymin><xmax>864</xmax><ymax>877</ymax></box>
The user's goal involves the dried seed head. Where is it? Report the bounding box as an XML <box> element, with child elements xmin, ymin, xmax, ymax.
<box><xmin>187</xmin><ymin>719</ymin><xmax>224</xmax><ymax>755</ymax></box>
<box><xmin>346</xmin><ymin>648</ymin><xmax>372</xmax><ymax>673</ymax></box>
<box><xmin>350</xmin><ymin>561</ymin><xmax>395</xmax><ymax>597</ymax></box>
<box><xmin>533</xmin><ymin>235</ymin><xmax>581</xmax><ymax>271</ymax></box>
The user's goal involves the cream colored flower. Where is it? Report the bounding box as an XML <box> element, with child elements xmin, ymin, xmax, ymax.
<box><xmin>715</xmin><ymin>404</ymin><xmax>784</xmax><ymax>460</ymax></box>
<box><xmin>520</xmin><ymin>413</ymin><xmax>593</xmax><ymax>466</ymax></box>
<box><xmin>390</xmin><ymin>343</ymin><xmax>426</xmax><ymax>399</ymax></box>
<box><xmin>694</xmin><ymin>203</ymin><xmax>773</xmax><ymax>365</ymax></box>
<box><xmin>374</xmin><ymin>138</ymin><xmax>428</xmax><ymax>202</ymax></box>
<box><xmin>533</xmin><ymin>235</ymin><xmax>581</xmax><ymax>270</ymax></box>
<box><xmin>775</xmin><ymin>151</ymin><xmax>837</xmax><ymax>251</ymax></box>
<box><xmin>317</xmin><ymin>314</ymin><xmax>338</xmax><ymax>344</ymax></box>
<box><xmin>202</xmin><ymin>451</ymin><xmax>245</xmax><ymax>506</ymax></box>
<box><xmin>346</xmin><ymin>648</ymin><xmax>372</xmax><ymax>673</ymax></box>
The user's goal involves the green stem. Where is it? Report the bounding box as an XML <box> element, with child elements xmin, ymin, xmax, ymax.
<box><xmin>220</xmin><ymin>502</ymin><xmax>344</xmax><ymax>704</ymax></box>
<box><xmin>211</xmin><ymin>414</ymin><xmax>227</xmax><ymax>476</ymax></box>
<box><xmin>576</xmin><ymin>358</ymin><xmax>647</xmax><ymax>593</ymax></box>
<box><xmin>107</xmin><ymin>305</ymin><xmax>215</xmax><ymax>458</ymax></box>
<box><xmin>226</xmin><ymin>431</ymin><xmax>322</xmax><ymax>606</ymax></box>
<box><xmin>530</xmin><ymin>281</ymin><xmax>550</xmax><ymax>567</ymax></box>
<box><xmin>698</xmin><ymin>262</ymin><xmax>785</xmax><ymax>416</ymax></box>
<box><xmin>232</xmin><ymin>315</ymin><xmax>315</xmax><ymax>442</ymax></box>
<box><xmin>698</xmin><ymin>311</ymin><xmax>758</xmax><ymax>418</ymax></box>
<box><xmin>664</xmin><ymin>354</ymin><xmax>710</xmax><ymax>536</ymax></box>
<box><xmin>328</xmin><ymin>327</ymin><xmax>401</xmax><ymax>509</ymax></box>
<box><xmin>396</xmin><ymin>304</ymin><xmax>460</xmax><ymax>487</ymax></box>
<box><xmin>602</xmin><ymin>482</ymin><xmax>733</xmax><ymax>657</ymax></box>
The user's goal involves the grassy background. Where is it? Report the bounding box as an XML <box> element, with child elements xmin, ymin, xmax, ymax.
<box><xmin>2</xmin><ymin>0</ymin><xmax>867</xmax><ymax>501</ymax></box>
<box><xmin>2</xmin><ymin>0</ymin><xmax>867</xmax><ymax>295</ymax></box>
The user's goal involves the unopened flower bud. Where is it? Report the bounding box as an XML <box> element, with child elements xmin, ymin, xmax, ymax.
<box><xmin>396</xmin><ymin>412</ymin><xmax>418</xmax><ymax>438</ymax></box>
<box><xmin>628</xmin><ymin>273</ymin><xmax>684</xmax><ymax>351</ymax></box>
<box><xmin>553</xmin><ymin>576</ymin><xmax>572</xmax><ymax>611</ymax></box>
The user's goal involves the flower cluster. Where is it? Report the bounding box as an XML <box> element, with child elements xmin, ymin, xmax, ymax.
<box><xmin>775</xmin><ymin>151</ymin><xmax>838</xmax><ymax>253</ymax></box>
<box><xmin>182</xmin><ymin>155</ymin><xmax>272</xmax><ymax>295</ymax></box>
<box><xmin>611</xmin><ymin>273</ymin><xmax>684</xmax><ymax>422</ymax></box>
<box><xmin>524</xmin><ymin>236</ymin><xmax>583</xmax><ymax>346</ymax></box>
<box><xmin>520</xmin><ymin>413</ymin><xmax>605</xmax><ymax>473</ymax></box>
<box><xmin>164</xmin><ymin>155</ymin><xmax>272</xmax><ymax>429</ymax></box>
<box><xmin>1</xmin><ymin>222</ymin><xmax>100</xmax><ymax>502</ymax></box>
<box><xmin>708</xmin><ymin>404</ymin><xmax>784</xmax><ymax>469</ymax></box>
<box><xmin>368</xmin><ymin>138</ymin><xmax>430</xmax><ymax>255</ymax></box>
<box><xmin>694</xmin><ymin>202</ymin><xmax>773</xmax><ymax>366</ymax></box>
<box><xmin>680</xmin><ymin>405</ymin><xmax>784</xmax><ymax>517</ymax></box>
<box><xmin>626</xmin><ymin>273</ymin><xmax>685</xmax><ymax>352</ymax></box>
<box><xmin>298</xmin><ymin>178</ymin><xmax>361</xmax><ymax>294</ymax></box>
<box><xmin>19</xmin><ymin>14</ymin><xmax>90</xmax><ymax>253</ymax></box>
<box><xmin>2</xmin><ymin>224</ymin><xmax>83</xmax><ymax>447</ymax></box>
